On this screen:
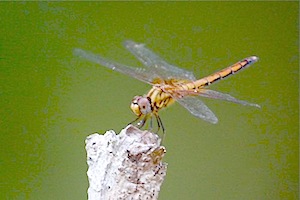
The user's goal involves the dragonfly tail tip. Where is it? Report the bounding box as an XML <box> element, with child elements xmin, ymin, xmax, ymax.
<box><xmin>250</xmin><ymin>56</ymin><xmax>259</xmax><ymax>62</ymax></box>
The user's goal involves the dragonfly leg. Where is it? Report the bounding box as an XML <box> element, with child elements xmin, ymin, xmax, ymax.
<box><xmin>157</xmin><ymin>115</ymin><xmax>165</xmax><ymax>134</ymax></box>
<box><xmin>129</xmin><ymin>115</ymin><xmax>150</xmax><ymax>129</ymax></box>
<box><xmin>155</xmin><ymin>114</ymin><xmax>166</xmax><ymax>144</ymax></box>
<box><xmin>137</xmin><ymin>118</ymin><xmax>146</xmax><ymax>128</ymax></box>
<box><xmin>128</xmin><ymin>116</ymin><xmax>141</xmax><ymax>126</ymax></box>
<box><xmin>149</xmin><ymin>115</ymin><xmax>153</xmax><ymax>132</ymax></box>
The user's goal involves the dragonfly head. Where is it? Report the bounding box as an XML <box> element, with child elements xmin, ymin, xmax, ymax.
<box><xmin>130</xmin><ymin>96</ymin><xmax>152</xmax><ymax>116</ymax></box>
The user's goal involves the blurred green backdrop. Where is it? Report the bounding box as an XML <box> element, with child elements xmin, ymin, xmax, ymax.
<box><xmin>1</xmin><ymin>2</ymin><xmax>298</xmax><ymax>200</ymax></box>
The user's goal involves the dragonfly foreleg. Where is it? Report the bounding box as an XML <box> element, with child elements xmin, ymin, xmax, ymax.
<box><xmin>137</xmin><ymin>118</ymin><xmax>146</xmax><ymax>128</ymax></box>
<box><xmin>129</xmin><ymin>115</ymin><xmax>150</xmax><ymax>129</ymax></box>
<box><xmin>128</xmin><ymin>116</ymin><xmax>141</xmax><ymax>126</ymax></box>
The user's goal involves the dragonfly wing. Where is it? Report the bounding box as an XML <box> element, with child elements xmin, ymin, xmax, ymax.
<box><xmin>124</xmin><ymin>40</ymin><xmax>197</xmax><ymax>81</ymax></box>
<box><xmin>74</xmin><ymin>48</ymin><xmax>157</xmax><ymax>84</ymax></box>
<box><xmin>176</xmin><ymin>96</ymin><xmax>218</xmax><ymax>124</ymax></box>
<box><xmin>199</xmin><ymin>89</ymin><xmax>261</xmax><ymax>108</ymax></box>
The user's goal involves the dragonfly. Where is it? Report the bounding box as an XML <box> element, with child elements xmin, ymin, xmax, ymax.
<box><xmin>74</xmin><ymin>40</ymin><xmax>260</xmax><ymax>134</ymax></box>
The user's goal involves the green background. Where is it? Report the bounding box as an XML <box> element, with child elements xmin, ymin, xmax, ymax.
<box><xmin>1</xmin><ymin>2</ymin><xmax>298</xmax><ymax>200</ymax></box>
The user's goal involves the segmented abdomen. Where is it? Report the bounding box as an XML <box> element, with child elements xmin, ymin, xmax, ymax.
<box><xmin>191</xmin><ymin>56</ymin><xmax>258</xmax><ymax>89</ymax></box>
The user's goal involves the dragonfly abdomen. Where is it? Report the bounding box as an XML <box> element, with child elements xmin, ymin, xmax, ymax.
<box><xmin>193</xmin><ymin>56</ymin><xmax>258</xmax><ymax>89</ymax></box>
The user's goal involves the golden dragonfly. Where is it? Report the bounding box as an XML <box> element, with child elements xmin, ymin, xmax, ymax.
<box><xmin>74</xmin><ymin>40</ymin><xmax>260</xmax><ymax>133</ymax></box>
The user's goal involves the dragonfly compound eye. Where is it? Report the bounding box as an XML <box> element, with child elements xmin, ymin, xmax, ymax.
<box><xmin>130</xmin><ymin>96</ymin><xmax>151</xmax><ymax>116</ymax></box>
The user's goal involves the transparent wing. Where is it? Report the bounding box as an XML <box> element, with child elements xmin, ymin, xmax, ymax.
<box><xmin>74</xmin><ymin>48</ymin><xmax>157</xmax><ymax>84</ymax></box>
<box><xmin>176</xmin><ymin>96</ymin><xmax>218</xmax><ymax>124</ymax></box>
<box><xmin>124</xmin><ymin>40</ymin><xmax>197</xmax><ymax>81</ymax></box>
<box><xmin>199</xmin><ymin>89</ymin><xmax>261</xmax><ymax>108</ymax></box>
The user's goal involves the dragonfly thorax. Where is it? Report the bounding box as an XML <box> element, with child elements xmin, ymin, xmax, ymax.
<box><xmin>130</xmin><ymin>96</ymin><xmax>152</xmax><ymax>116</ymax></box>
